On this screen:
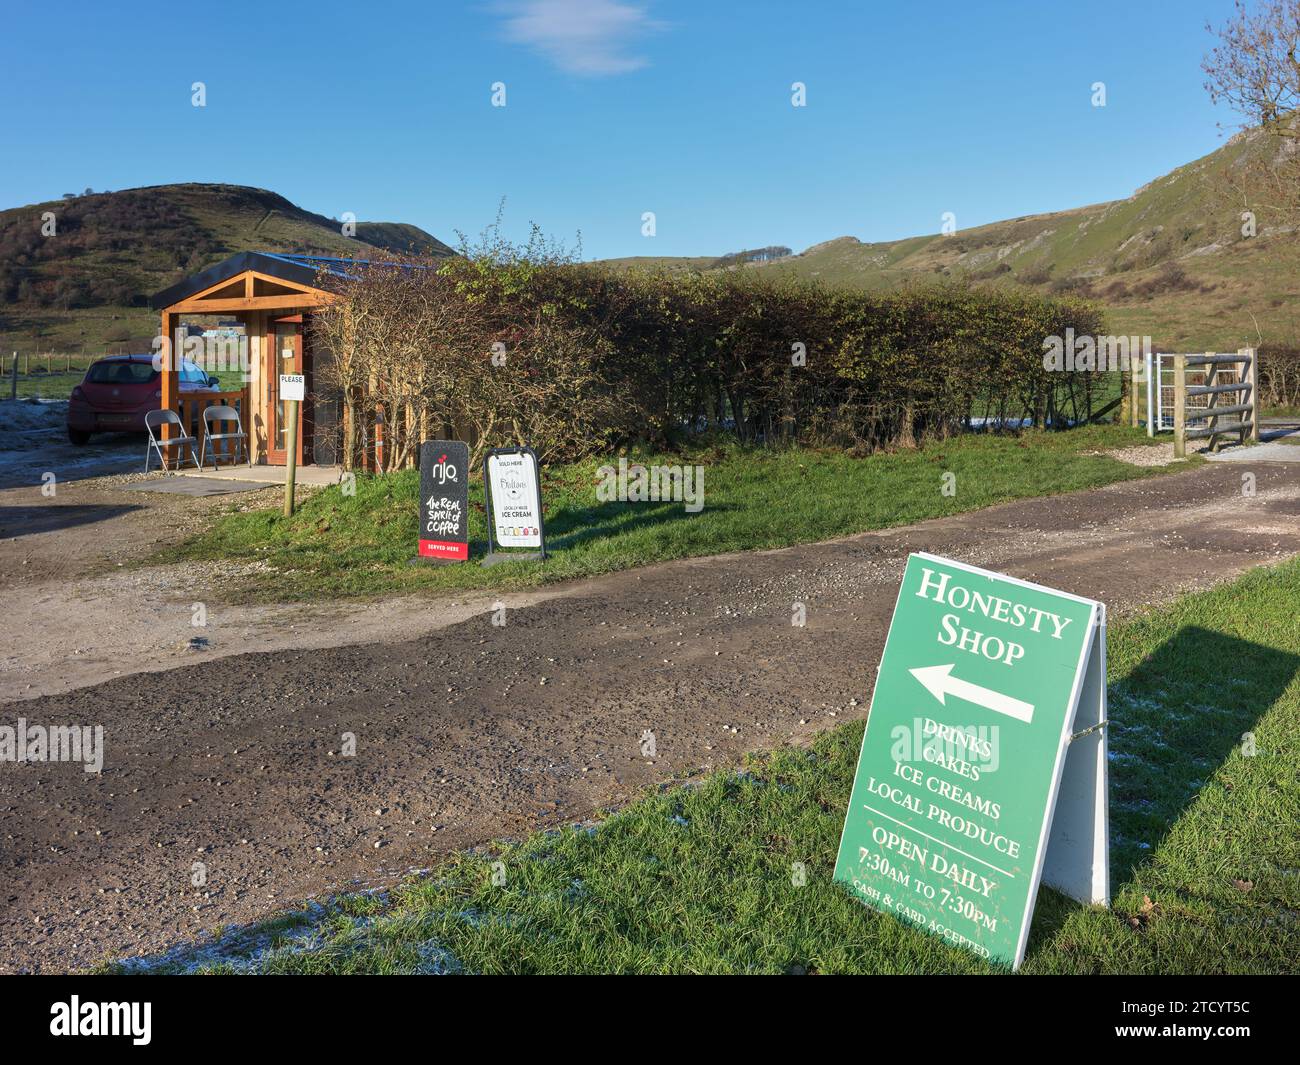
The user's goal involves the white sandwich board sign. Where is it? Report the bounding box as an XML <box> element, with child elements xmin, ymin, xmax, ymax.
<box><xmin>485</xmin><ymin>447</ymin><xmax>546</xmax><ymax>555</ymax></box>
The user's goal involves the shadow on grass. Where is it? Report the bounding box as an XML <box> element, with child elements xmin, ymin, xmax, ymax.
<box><xmin>439</xmin><ymin>501</ymin><xmax>723</xmax><ymax>567</ymax></box>
<box><xmin>1026</xmin><ymin>625</ymin><xmax>1300</xmax><ymax>962</ymax></box>
<box><xmin>540</xmin><ymin>498</ymin><xmax>721</xmax><ymax>552</ymax></box>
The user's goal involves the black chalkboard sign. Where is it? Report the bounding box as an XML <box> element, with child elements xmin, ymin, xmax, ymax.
<box><xmin>418</xmin><ymin>440</ymin><xmax>470</xmax><ymax>561</ymax></box>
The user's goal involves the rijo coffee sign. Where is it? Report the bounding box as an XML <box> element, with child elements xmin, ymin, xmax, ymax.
<box><xmin>418</xmin><ymin>440</ymin><xmax>470</xmax><ymax>561</ymax></box>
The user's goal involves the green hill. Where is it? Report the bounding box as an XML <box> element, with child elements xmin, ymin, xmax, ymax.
<box><xmin>0</xmin><ymin>183</ymin><xmax>454</xmax><ymax>353</ymax></box>
<box><xmin>603</xmin><ymin>129</ymin><xmax>1300</xmax><ymax>351</ymax></box>
<box><xmin>6</xmin><ymin>130</ymin><xmax>1298</xmax><ymax>358</ymax></box>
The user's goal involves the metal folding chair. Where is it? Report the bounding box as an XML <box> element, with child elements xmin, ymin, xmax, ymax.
<box><xmin>200</xmin><ymin>404</ymin><xmax>252</xmax><ymax>469</ymax></box>
<box><xmin>144</xmin><ymin>408</ymin><xmax>200</xmax><ymax>474</ymax></box>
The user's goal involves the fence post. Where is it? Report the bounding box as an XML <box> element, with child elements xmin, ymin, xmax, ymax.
<box><xmin>1205</xmin><ymin>351</ymin><xmax>1221</xmax><ymax>453</ymax></box>
<box><xmin>1245</xmin><ymin>347</ymin><xmax>1260</xmax><ymax>443</ymax></box>
<box><xmin>9</xmin><ymin>352</ymin><xmax>16</xmax><ymax>401</ymax></box>
<box><xmin>1233</xmin><ymin>347</ymin><xmax>1245</xmax><ymax>448</ymax></box>
<box><xmin>1173</xmin><ymin>354</ymin><xmax>1187</xmax><ymax>458</ymax></box>
<box><xmin>1129</xmin><ymin>358</ymin><xmax>1139</xmax><ymax>427</ymax></box>
<box><xmin>1145</xmin><ymin>349</ymin><xmax>1155</xmax><ymax>436</ymax></box>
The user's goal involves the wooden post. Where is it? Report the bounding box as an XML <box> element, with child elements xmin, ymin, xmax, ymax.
<box><xmin>283</xmin><ymin>398</ymin><xmax>299</xmax><ymax>517</ymax></box>
<box><xmin>1244</xmin><ymin>347</ymin><xmax>1260</xmax><ymax>443</ymax></box>
<box><xmin>1129</xmin><ymin>358</ymin><xmax>1139</xmax><ymax>427</ymax></box>
<box><xmin>1205</xmin><ymin>351</ymin><xmax>1221</xmax><ymax>453</ymax></box>
<box><xmin>160</xmin><ymin>311</ymin><xmax>177</xmax><ymax>447</ymax></box>
<box><xmin>1232</xmin><ymin>347</ymin><xmax>1244</xmax><ymax>449</ymax></box>
<box><xmin>1145</xmin><ymin>349</ymin><xmax>1155</xmax><ymax>436</ymax></box>
<box><xmin>342</xmin><ymin>394</ymin><xmax>355</xmax><ymax>473</ymax></box>
<box><xmin>9</xmin><ymin>352</ymin><xmax>17</xmax><ymax>401</ymax></box>
<box><xmin>1173</xmin><ymin>354</ymin><xmax>1187</xmax><ymax>458</ymax></box>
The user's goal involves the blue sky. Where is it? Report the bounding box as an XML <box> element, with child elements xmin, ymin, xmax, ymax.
<box><xmin>0</xmin><ymin>0</ymin><xmax>1244</xmax><ymax>260</ymax></box>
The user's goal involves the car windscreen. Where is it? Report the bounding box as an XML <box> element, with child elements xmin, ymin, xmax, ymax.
<box><xmin>87</xmin><ymin>361</ymin><xmax>158</xmax><ymax>385</ymax></box>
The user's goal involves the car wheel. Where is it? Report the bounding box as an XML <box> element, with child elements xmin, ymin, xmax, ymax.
<box><xmin>68</xmin><ymin>429</ymin><xmax>92</xmax><ymax>446</ymax></box>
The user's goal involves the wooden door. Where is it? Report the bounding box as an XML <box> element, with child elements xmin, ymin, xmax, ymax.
<box><xmin>267</xmin><ymin>317</ymin><xmax>304</xmax><ymax>465</ymax></box>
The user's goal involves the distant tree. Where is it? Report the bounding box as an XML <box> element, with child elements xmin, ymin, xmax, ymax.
<box><xmin>1203</xmin><ymin>1</ymin><xmax>1300</xmax><ymax>218</ymax></box>
<box><xmin>1204</xmin><ymin>1</ymin><xmax>1300</xmax><ymax>137</ymax></box>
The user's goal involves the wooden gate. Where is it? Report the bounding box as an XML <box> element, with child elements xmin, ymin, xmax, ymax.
<box><xmin>1172</xmin><ymin>349</ymin><xmax>1260</xmax><ymax>457</ymax></box>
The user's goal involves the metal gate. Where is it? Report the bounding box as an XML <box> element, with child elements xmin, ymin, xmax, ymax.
<box><xmin>1153</xmin><ymin>354</ymin><xmax>1210</xmax><ymax>430</ymax></box>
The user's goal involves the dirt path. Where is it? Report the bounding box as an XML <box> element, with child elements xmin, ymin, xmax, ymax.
<box><xmin>2</xmin><ymin>461</ymin><xmax>1299</xmax><ymax>972</ymax></box>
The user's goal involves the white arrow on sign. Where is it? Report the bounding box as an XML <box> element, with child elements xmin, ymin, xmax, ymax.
<box><xmin>909</xmin><ymin>663</ymin><xmax>1035</xmax><ymax>724</ymax></box>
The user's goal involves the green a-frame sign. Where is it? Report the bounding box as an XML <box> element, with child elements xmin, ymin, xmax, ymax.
<box><xmin>835</xmin><ymin>553</ymin><xmax>1108</xmax><ymax>969</ymax></box>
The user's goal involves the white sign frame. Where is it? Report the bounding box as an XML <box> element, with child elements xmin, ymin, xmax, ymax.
<box><xmin>485</xmin><ymin>447</ymin><xmax>545</xmax><ymax>553</ymax></box>
<box><xmin>919</xmin><ymin>554</ymin><xmax>1109</xmax><ymax>968</ymax></box>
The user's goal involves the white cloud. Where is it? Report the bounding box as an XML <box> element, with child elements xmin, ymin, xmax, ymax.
<box><xmin>497</xmin><ymin>0</ymin><xmax>663</xmax><ymax>76</ymax></box>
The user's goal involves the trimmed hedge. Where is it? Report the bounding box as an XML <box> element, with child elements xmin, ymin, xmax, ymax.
<box><xmin>314</xmin><ymin>256</ymin><xmax>1112</xmax><ymax>465</ymax></box>
<box><xmin>509</xmin><ymin>265</ymin><xmax>1110</xmax><ymax>453</ymax></box>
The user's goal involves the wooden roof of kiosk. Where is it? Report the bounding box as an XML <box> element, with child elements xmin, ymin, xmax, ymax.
<box><xmin>150</xmin><ymin>251</ymin><xmax>354</xmax><ymax>314</ymax></box>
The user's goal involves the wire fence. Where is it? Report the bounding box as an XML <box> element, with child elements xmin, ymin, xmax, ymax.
<box><xmin>6</xmin><ymin>352</ymin><xmax>103</xmax><ymax>377</ymax></box>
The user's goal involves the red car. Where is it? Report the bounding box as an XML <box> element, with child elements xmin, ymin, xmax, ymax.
<box><xmin>67</xmin><ymin>354</ymin><xmax>220</xmax><ymax>445</ymax></box>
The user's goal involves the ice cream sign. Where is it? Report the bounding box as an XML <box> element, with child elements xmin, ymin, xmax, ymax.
<box><xmin>835</xmin><ymin>553</ymin><xmax>1109</xmax><ymax>969</ymax></box>
<box><xmin>485</xmin><ymin>447</ymin><xmax>546</xmax><ymax>557</ymax></box>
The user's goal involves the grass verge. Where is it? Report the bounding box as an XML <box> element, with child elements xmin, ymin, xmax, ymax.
<box><xmin>161</xmin><ymin>425</ymin><xmax>1174</xmax><ymax>602</ymax></box>
<box><xmin>7</xmin><ymin>371</ymin><xmax>85</xmax><ymax>400</ymax></box>
<box><xmin>109</xmin><ymin>554</ymin><xmax>1300</xmax><ymax>974</ymax></box>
